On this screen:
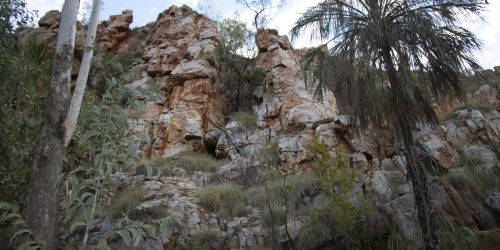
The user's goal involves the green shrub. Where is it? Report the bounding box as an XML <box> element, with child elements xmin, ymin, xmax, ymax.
<box><xmin>127</xmin><ymin>109</ymin><xmax>144</xmax><ymax>119</ymax></box>
<box><xmin>245</xmin><ymin>186</ymin><xmax>268</xmax><ymax>207</ymax></box>
<box><xmin>296</xmin><ymin>134</ymin><xmax>372</xmax><ymax>249</ymax></box>
<box><xmin>117</xmin><ymin>38</ymin><xmax>144</xmax><ymax>67</ymax></box>
<box><xmin>233</xmin><ymin>112</ymin><xmax>258</xmax><ymax>131</ymax></box>
<box><xmin>387</xmin><ymin>214</ymin><xmax>481</xmax><ymax>250</ymax></box>
<box><xmin>194</xmin><ymin>184</ymin><xmax>246</xmax><ymax>218</ymax></box>
<box><xmin>173</xmin><ymin>153</ymin><xmax>221</xmax><ymax>173</ymax></box>
<box><xmin>196</xmin><ymin>187</ymin><xmax>219</xmax><ymax>212</ymax></box>
<box><xmin>187</xmin><ymin>229</ymin><xmax>223</xmax><ymax>250</ymax></box>
<box><xmin>287</xmin><ymin>172</ymin><xmax>317</xmax><ymax>201</ymax></box>
<box><xmin>463</xmin><ymin>72</ymin><xmax>499</xmax><ymax>93</ymax></box>
<box><xmin>129</xmin><ymin>205</ymin><xmax>171</xmax><ymax>221</ymax></box>
<box><xmin>138</xmin><ymin>157</ymin><xmax>173</xmax><ymax>177</ymax></box>
<box><xmin>242</xmin><ymin>67</ymin><xmax>266</xmax><ymax>86</ymax></box>
<box><xmin>260</xmin><ymin>139</ymin><xmax>280</xmax><ymax>169</ymax></box>
<box><xmin>106</xmin><ymin>186</ymin><xmax>171</xmax><ymax>222</ymax></box>
<box><xmin>261</xmin><ymin>202</ymin><xmax>286</xmax><ymax>227</ymax></box>
<box><xmin>106</xmin><ymin>187</ymin><xmax>148</xmax><ymax>219</ymax></box>
<box><xmin>0</xmin><ymin>38</ymin><xmax>53</xmax><ymax>203</ymax></box>
<box><xmin>440</xmin><ymin>102</ymin><xmax>494</xmax><ymax>122</ymax></box>
<box><xmin>446</xmin><ymin>154</ymin><xmax>498</xmax><ymax>199</ymax></box>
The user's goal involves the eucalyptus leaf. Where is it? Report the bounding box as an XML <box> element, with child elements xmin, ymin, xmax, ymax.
<box><xmin>117</xmin><ymin>229</ymin><xmax>131</xmax><ymax>246</ymax></box>
<box><xmin>9</xmin><ymin>228</ymin><xmax>30</xmax><ymax>245</ymax></box>
<box><xmin>17</xmin><ymin>241</ymin><xmax>41</xmax><ymax>250</ymax></box>
<box><xmin>130</xmin><ymin>69</ymin><xmax>141</xmax><ymax>78</ymax></box>
<box><xmin>127</xmin><ymin>227</ymin><xmax>142</xmax><ymax>246</ymax></box>
<box><xmin>96</xmin><ymin>240</ymin><xmax>111</xmax><ymax>250</ymax></box>
<box><xmin>78</xmin><ymin>130</ymin><xmax>100</xmax><ymax>144</ymax></box>
<box><xmin>70</xmin><ymin>221</ymin><xmax>87</xmax><ymax>233</ymax></box>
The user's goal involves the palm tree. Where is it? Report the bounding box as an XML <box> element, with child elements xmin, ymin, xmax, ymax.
<box><xmin>290</xmin><ymin>0</ymin><xmax>485</xmax><ymax>249</ymax></box>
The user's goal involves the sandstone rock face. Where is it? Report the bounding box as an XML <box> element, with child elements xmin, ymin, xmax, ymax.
<box><xmin>19</xmin><ymin>9</ymin><xmax>134</xmax><ymax>79</ymax></box>
<box><xmin>126</xmin><ymin>5</ymin><xmax>229</xmax><ymax>159</ymax></box>
<box><xmin>38</xmin><ymin>10</ymin><xmax>60</xmax><ymax>28</ymax></box>
<box><xmin>78</xmin><ymin>172</ymin><xmax>267</xmax><ymax>249</ymax></box>
<box><xmin>253</xmin><ymin>28</ymin><xmax>337</xmax><ymax>133</ymax></box>
<box><xmin>98</xmin><ymin>10</ymin><xmax>133</xmax><ymax>50</ymax></box>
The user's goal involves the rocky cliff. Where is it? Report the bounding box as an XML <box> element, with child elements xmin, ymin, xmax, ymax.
<box><xmin>19</xmin><ymin>5</ymin><xmax>500</xmax><ymax>249</ymax></box>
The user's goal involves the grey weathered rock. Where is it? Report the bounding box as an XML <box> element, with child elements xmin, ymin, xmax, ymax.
<box><xmin>462</xmin><ymin>145</ymin><xmax>499</xmax><ymax>171</ymax></box>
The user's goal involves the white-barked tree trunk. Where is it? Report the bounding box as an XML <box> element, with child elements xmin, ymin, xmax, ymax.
<box><xmin>64</xmin><ymin>0</ymin><xmax>102</xmax><ymax>146</ymax></box>
<box><xmin>25</xmin><ymin>0</ymin><xmax>80</xmax><ymax>248</ymax></box>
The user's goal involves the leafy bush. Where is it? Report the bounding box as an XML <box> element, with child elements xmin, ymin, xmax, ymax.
<box><xmin>130</xmin><ymin>205</ymin><xmax>171</xmax><ymax>221</ymax></box>
<box><xmin>116</xmin><ymin>37</ymin><xmax>144</xmax><ymax>68</ymax></box>
<box><xmin>137</xmin><ymin>157</ymin><xmax>173</xmax><ymax>177</ymax></box>
<box><xmin>296</xmin><ymin>134</ymin><xmax>372</xmax><ymax>249</ymax></box>
<box><xmin>173</xmin><ymin>153</ymin><xmax>221</xmax><ymax>173</ymax></box>
<box><xmin>233</xmin><ymin>111</ymin><xmax>258</xmax><ymax>132</ymax></box>
<box><xmin>388</xmin><ymin>214</ymin><xmax>481</xmax><ymax>250</ymax></box>
<box><xmin>440</xmin><ymin>102</ymin><xmax>494</xmax><ymax>122</ymax></box>
<box><xmin>194</xmin><ymin>184</ymin><xmax>246</xmax><ymax>218</ymax></box>
<box><xmin>187</xmin><ymin>229</ymin><xmax>223</xmax><ymax>250</ymax></box>
<box><xmin>260</xmin><ymin>139</ymin><xmax>280</xmax><ymax>169</ymax></box>
<box><xmin>242</xmin><ymin>67</ymin><xmax>266</xmax><ymax>86</ymax></box>
<box><xmin>0</xmin><ymin>38</ymin><xmax>53</xmax><ymax>203</ymax></box>
<box><xmin>106</xmin><ymin>187</ymin><xmax>148</xmax><ymax>219</ymax></box>
<box><xmin>462</xmin><ymin>71</ymin><xmax>499</xmax><ymax>93</ymax></box>
<box><xmin>446</xmin><ymin>153</ymin><xmax>498</xmax><ymax>199</ymax></box>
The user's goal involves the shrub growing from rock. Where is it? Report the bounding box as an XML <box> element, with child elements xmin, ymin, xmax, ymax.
<box><xmin>106</xmin><ymin>187</ymin><xmax>147</xmax><ymax>219</ymax></box>
<box><xmin>194</xmin><ymin>184</ymin><xmax>246</xmax><ymax>217</ymax></box>
<box><xmin>173</xmin><ymin>153</ymin><xmax>221</xmax><ymax>173</ymax></box>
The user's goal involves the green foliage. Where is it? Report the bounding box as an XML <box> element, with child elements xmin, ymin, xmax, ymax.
<box><xmin>446</xmin><ymin>153</ymin><xmax>499</xmax><ymax>199</ymax></box>
<box><xmin>194</xmin><ymin>184</ymin><xmax>246</xmax><ymax>218</ymax></box>
<box><xmin>57</xmin><ymin>53</ymin><xmax>163</xmax><ymax>248</ymax></box>
<box><xmin>232</xmin><ymin>112</ymin><xmax>258</xmax><ymax>132</ymax></box>
<box><xmin>217</xmin><ymin>17</ymin><xmax>259</xmax><ymax>111</ymax></box>
<box><xmin>0</xmin><ymin>38</ymin><xmax>53</xmax><ymax>203</ymax></box>
<box><xmin>112</xmin><ymin>196</ymin><xmax>171</xmax><ymax>222</ymax></box>
<box><xmin>116</xmin><ymin>38</ymin><xmax>144</xmax><ymax>68</ymax></box>
<box><xmin>260</xmin><ymin>139</ymin><xmax>280</xmax><ymax>169</ymax></box>
<box><xmin>93</xmin><ymin>213</ymin><xmax>179</xmax><ymax>249</ymax></box>
<box><xmin>173</xmin><ymin>153</ymin><xmax>221</xmax><ymax>173</ymax></box>
<box><xmin>0</xmin><ymin>0</ymin><xmax>37</xmax><ymax>80</ymax></box>
<box><xmin>462</xmin><ymin>71</ymin><xmax>499</xmax><ymax>93</ymax></box>
<box><xmin>388</xmin><ymin>214</ymin><xmax>481</xmax><ymax>250</ymax></box>
<box><xmin>187</xmin><ymin>228</ymin><xmax>223</xmax><ymax>250</ymax></box>
<box><xmin>138</xmin><ymin>157</ymin><xmax>173</xmax><ymax>177</ymax></box>
<box><xmin>291</xmin><ymin>0</ymin><xmax>484</xmax><ymax>137</ymax></box>
<box><xmin>242</xmin><ymin>67</ymin><xmax>266</xmax><ymax>85</ymax></box>
<box><xmin>218</xmin><ymin>17</ymin><xmax>254</xmax><ymax>56</ymax></box>
<box><xmin>0</xmin><ymin>202</ymin><xmax>43</xmax><ymax>249</ymax></box>
<box><xmin>297</xmin><ymin>134</ymin><xmax>371</xmax><ymax>249</ymax></box>
<box><xmin>440</xmin><ymin>102</ymin><xmax>494</xmax><ymax>122</ymax></box>
<box><xmin>106</xmin><ymin>187</ymin><xmax>148</xmax><ymax>219</ymax></box>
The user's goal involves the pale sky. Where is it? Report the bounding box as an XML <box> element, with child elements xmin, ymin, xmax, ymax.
<box><xmin>25</xmin><ymin>0</ymin><xmax>500</xmax><ymax>68</ymax></box>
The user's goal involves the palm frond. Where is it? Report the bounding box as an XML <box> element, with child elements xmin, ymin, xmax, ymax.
<box><xmin>291</xmin><ymin>0</ymin><xmax>485</xmax><ymax>133</ymax></box>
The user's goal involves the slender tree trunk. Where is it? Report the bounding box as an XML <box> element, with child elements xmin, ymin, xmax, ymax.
<box><xmin>25</xmin><ymin>0</ymin><xmax>80</xmax><ymax>248</ymax></box>
<box><xmin>381</xmin><ymin>46</ymin><xmax>440</xmax><ymax>250</ymax></box>
<box><xmin>64</xmin><ymin>0</ymin><xmax>101</xmax><ymax>146</ymax></box>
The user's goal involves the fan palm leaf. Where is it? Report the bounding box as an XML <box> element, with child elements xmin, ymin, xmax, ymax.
<box><xmin>291</xmin><ymin>0</ymin><xmax>483</xmax><ymax>136</ymax></box>
<box><xmin>291</xmin><ymin>1</ymin><xmax>485</xmax><ymax>249</ymax></box>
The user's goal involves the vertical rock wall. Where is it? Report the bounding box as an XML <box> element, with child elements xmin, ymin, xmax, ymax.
<box><xmin>253</xmin><ymin>28</ymin><xmax>338</xmax><ymax>132</ymax></box>
<box><xmin>130</xmin><ymin>5</ymin><xmax>230</xmax><ymax>158</ymax></box>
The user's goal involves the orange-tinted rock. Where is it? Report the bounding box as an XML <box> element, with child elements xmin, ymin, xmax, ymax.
<box><xmin>98</xmin><ymin>10</ymin><xmax>133</xmax><ymax>50</ymax></box>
